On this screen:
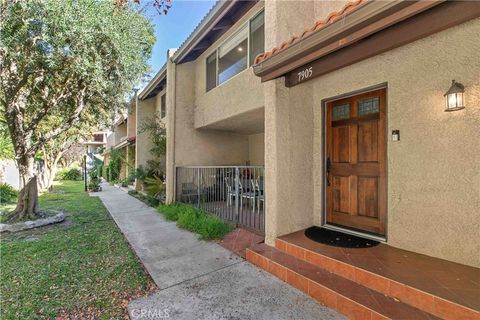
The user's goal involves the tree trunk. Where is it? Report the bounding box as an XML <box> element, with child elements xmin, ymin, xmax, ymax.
<box><xmin>38</xmin><ymin>158</ymin><xmax>59</xmax><ymax>191</ymax></box>
<box><xmin>8</xmin><ymin>156</ymin><xmax>40</xmax><ymax>222</ymax></box>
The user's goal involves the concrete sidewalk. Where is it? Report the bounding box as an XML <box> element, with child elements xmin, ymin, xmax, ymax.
<box><xmin>93</xmin><ymin>183</ymin><xmax>345</xmax><ymax>320</ymax></box>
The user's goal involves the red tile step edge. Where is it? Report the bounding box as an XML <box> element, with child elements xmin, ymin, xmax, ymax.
<box><xmin>275</xmin><ymin>238</ymin><xmax>480</xmax><ymax>320</ymax></box>
<box><xmin>247</xmin><ymin>243</ymin><xmax>441</xmax><ymax>320</ymax></box>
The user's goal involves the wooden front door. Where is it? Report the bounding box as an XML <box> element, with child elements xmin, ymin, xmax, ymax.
<box><xmin>326</xmin><ymin>88</ymin><xmax>387</xmax><ymax>236</ymax></box>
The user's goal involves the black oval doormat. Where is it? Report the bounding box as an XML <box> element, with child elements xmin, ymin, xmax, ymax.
<box><xmin>305</xmin><ymin>227</ymin><xmax>379</xmax><ymax>248</ymax></box>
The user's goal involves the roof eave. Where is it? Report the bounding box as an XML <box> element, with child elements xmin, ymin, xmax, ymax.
<box><xmin>253</xmin><ymin>0</ymin><xmax>443</xmax><ymax>81</ymax></box>
<box><xmin>171</xmin><ymin>0</ymin><xmax>236</xmax><ymax>64</ymax></box>
<box><xmin>139</xmin><ymin>63</ymin><xmax>167</xmax><ymax>100</ymax></box>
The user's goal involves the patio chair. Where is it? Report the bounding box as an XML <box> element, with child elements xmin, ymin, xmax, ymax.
<box><xmin>240</xmin><ymin>180</ymin><xmax>256</xmax><ymax>208</ymax></box>
<box><xmin>255</xmin><ymin>179</ymin><xmax>264</xmax><ymax>211</ymax></box>
<box><xmin>224</xmin><ymin>177</ymin><xmax>237</xmax><ymax>206</ymax></box>
<box><xmin>181</xmin><ymin>182</ymin><xmax>197</xmax><ymax>204</ymax></box>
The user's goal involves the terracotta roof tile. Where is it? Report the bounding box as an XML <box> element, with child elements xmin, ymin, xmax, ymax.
<box><xmin>254</xmin><ymin>0</ymin><xmax>368</xmax><ymax>65</ymax></box>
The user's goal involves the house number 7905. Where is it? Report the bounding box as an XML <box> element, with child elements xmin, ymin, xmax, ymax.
<box><xmin>297</xmin><ymin>67</ymin><xmax>313</xmax><ymax>82</ymax></box>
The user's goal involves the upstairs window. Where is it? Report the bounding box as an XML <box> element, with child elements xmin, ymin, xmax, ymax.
<box><xmin>206</xmin><ymin>52</ymin><xmax>217</xmax><ymax>92</ymax></box>
<box><xmin>249</xmin><ymin>11</ymin><xmax>264</xmax><ymax>65</ymax></box>
<box><xmin>205</xmin><ymin>10</ymin><xmax>265</xmax><ymax>92</ymax></box>
<box><xmin>93</xmin><ymin>134</ymin><xmax>104</xmax><ymax>142</ymax></box>
<box><xmin>218</xmin><ymin>25</ymin><xmax>248</xmax><ymax>85</ymax></box>
<box><xmin>160</xmin><ymin>94</ymin><xmax>166</xmax><ymax>118</ymax></box>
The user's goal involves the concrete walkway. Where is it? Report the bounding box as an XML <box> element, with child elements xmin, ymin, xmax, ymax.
<box><xmin>93</xmin><ymin>183</ymin><xmax>345</xmax><ymax>320</ymax></box>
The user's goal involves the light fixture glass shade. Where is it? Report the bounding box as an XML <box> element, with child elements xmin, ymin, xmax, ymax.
<box><xmin>444</xmin><ymin>80</ymin><xmax>465</xmax><ymax>112</ymax></box>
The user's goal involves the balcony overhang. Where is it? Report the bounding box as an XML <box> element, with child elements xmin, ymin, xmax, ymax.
<box><xmin>113</xmin><ymin>136</ymin><xmax>136</xmax><ymax>150</ymax></box>
<box><xmin>197</xmin><ymin>107</ymin><xmax>264</xmax><ymax>135</ymax></box>
<box><xmin>253</xmin><ymin>1</ymin><xmax>480</xmax><ymax>87</ymax></box>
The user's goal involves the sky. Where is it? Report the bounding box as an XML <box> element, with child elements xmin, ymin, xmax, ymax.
<box><xmin>144</xmin><ymin>0</ymin><xmax>216</xmax><ymax>79</ymax></box>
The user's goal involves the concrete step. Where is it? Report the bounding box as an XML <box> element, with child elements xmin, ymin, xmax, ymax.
<box><xmin>275</xmin><ymin>232</ymin><xmax>480</xmax><ymax>320</ymax></box>
<box><xmin>247</xmin><ymin>243</ymin><xmax>442</xmax><ymax>320</ymax></box>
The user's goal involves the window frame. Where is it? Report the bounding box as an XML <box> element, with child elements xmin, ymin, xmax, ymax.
<box><xmin>205</xmin><ymin>9</ymin><xmax>264</xmax><ymax>92</ymax></box>
<box><xmin>160</xmin><ymin>93</ymin><xmax>166</xmax><ymax>119</ymax></box>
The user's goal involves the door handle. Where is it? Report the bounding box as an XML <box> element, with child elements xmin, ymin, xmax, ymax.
<box><xmin>326</xmin><ymin>158</ymin><xmax>331</xmax><ymax>187</ymax></box>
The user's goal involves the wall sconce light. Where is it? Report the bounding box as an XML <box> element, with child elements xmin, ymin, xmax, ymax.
<box><xmin>444</xmin><ymin>80</ymin><xmax>465</xmax><ymax>112</ymax></box>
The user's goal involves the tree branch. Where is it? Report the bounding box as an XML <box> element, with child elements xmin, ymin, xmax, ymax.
<box><xmin>27</xmin><ymin>87</ymin><xmax>87</xmax><ymax>155</ymax></box>
<box><xmin>25</xmin><ymin>78</ymin><xmax>72</xmax><ymax>134</ymax></box>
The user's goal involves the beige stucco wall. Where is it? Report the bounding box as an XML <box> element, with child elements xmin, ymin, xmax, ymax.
<box><xmin>265</xmin><ymin>14</ymin><xmax>480</xmax><ymax>267</ymax></box>
<box><xmin>248</xmin><ymin>133</ymin><xmax>265</xmax><ymax>165</ymax></box>
<box><xmin>127</xmin><ymin>101</ymin><xmax>137</xmax><ymax>138</ymax></box>
<box><xmin>114</xmin><ymin>122</ymin><xmax>127</xmax><ymax>144</ymax></box>
<box><xmin>135</xmin><ymin>96</ymin><xmax>156</xmax><ymax>171</ymax></box>
<box><xmin>106</xmin><ymin>132</ymin><xmax>115</xmax><ymax>151</ymax></box>
<box><xmin>263</xmin><ymin>0</ymin><xmax>318</xmax><ymax>246</ymax></box>
<box><xmin>194</xmin><ymin>2</ymin><xmax>265</xmax><ymax>130</ymax></box>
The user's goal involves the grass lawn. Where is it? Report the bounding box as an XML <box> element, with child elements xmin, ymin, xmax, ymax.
<box><xmin>0</xmin><ymin>181</ymin><xmax>156</xmax><ymax>319</ymax></box>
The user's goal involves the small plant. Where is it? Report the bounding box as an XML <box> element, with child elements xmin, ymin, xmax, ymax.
<box><xmin>134</xmin><ymin>165</ymin><xmax>147</xmax><ymax>181</ymax></box>
<box><xmin>158</xmin><ymin>203</ymin><xmax>181</xmax><ymax>221</ymax></box>
<box><xmin>120</xmin><ymin>178</ymin><xmax>129</xmax><ymax>187</ymax></box>
<box><xmin>157</xmin><ymin>203</ymin><xmax>234</xmax><ymax>240</ymax></box>
<box><xmin>56</xmin><ymin>167</ymin><xmax>82</xmax><ymax>181</ymax></box>
<box><xmin>144</xmin><ymin>175</ymin><xmax>165</xmax><ymax>198</ymax></box>
<box><xmin>88</xmin><ymin>178</ymin><xmax>101</xmax><ymax>192</ymax></box>
<box><xmin>0</xmin><ymin>183</ymin><xmax>17</xmax><ymax>203</ymax></box>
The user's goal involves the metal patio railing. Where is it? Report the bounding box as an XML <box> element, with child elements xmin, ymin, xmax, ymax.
<box><xmin>176</xmin><ymin>166</ymin><xmax>265</xmax><ymax>234</ymax></box>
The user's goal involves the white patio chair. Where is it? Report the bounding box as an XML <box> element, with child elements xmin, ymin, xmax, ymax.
<box><xmin>224</xmin><ymin>177</ymin><xmax>236</xmax><ymax>206</ymax></box>
<box><xmin>240</xmin><ymin>179</ymin><xmax>256</xmax><ymax>208</ymax></box>
<box><xmin>255</xmin><ymin>179</ymin><xmax>264</xmax><ymax>211</ymax></box>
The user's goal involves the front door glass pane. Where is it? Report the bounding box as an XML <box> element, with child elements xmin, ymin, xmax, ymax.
<box><xmin>358</xmin><ymin>97</ymin><xmax>380</xmax><ymax>116</ymax></box>
<box><xmin>332</xmin><ymin>103</ymin><xmax>351</xmax><ymax>120</ymax></box>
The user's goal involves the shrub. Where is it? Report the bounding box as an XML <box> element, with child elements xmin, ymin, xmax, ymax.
<box><xmin>129</xmin><ymin>190</ymin><xmax>159</xmax><ymax>207</ymax></box>
<box><xmin>134</xmin><ymin>165</ymin><xmax>147</xmax><ymax>181</ymax></box>
<box><xmin>56</xmin><ymin>167</ymin><xmax>82</xmax><ymax>181</ymax></box>
<box><xmin>120</xmin><ymin>178</ymin><xmax>129</xmax><ymax>187</ymax></box>
<box><xmin>0</xmin><ymin>183</ymin><xmax>17</xmax><ymax>203</ymax></box>
<box><xmin>107</xmin><ymin>149</ymin><xmax>122</xmax><ymax>182</ymax></box>
<box><xmin>158</xmin><ymin>203</ymin><xmax>180</xmax><ymax>221</ymax></box>
<box><xmin>176</xmin><ymin>206</ymin><xmax>200</xmax><ymax>231</ymax></box>
<box><xmin>88</xmin><ymin>178</ymin><xmax>101</xmax><ymax>192</ymax></box>
<box><xmin>144</xmin><ymin>175</ymin><xmax>165</xmax><ymax>198</ymax></box>
<box><xmin>157</xmin><ymin>203</ymin><xmax>234</xmax><ymax>240</ymax></box>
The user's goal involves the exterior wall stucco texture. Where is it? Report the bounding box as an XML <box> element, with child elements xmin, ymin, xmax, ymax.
<box><xmin>127</xmin><ymin>102</ymin><xmax>137</xmax><ymax>138</ymax></box>
<box><xmin>135</xmin><ymin>97</ymin><xmax>156</xmax><ymax>171</ymax></box>
<box><xmin>263</xmin><ymin>0</ymin><xmax>319</xmax><ymax>247</ymax></box>
<box><xmin>115</xmin><ymin>122</ymin><xmax>127</xmax><ymax>144</ymax></box>
<box><xmin>248</xmin><ymin>133</ymin><xmax>265</xmax><ymax>165</ymax></box>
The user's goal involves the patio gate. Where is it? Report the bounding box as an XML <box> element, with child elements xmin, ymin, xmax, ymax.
<box><xmin>175</xmin><ymin>166</ymin><xmax>265</xmax><ymax>234</ymax></box>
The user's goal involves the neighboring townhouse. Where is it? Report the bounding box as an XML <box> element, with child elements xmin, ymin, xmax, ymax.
<box><xmin>136</xmin><ymin>63</ymin><xmax>168</xmax><ymax>190</ymax></box>
<box><xmin>84</xmin><ymin>130</ymin><xmax>107</xmax><ymax>155</ymax></box>
<box><xmin>134</xmin><ymin>1</ymin><xmax>479</xmax><ymax>318</ymax></box>
<box><xmin>104</xmin><ymin>106</ymin><xmax>136</xmax><ymax>185</ymax></box>
<box><xmin>165</xmin><ymin>0</ymin><xmax>267</xmax><ymax>232</ymax></box>
<box><xmin>83</xmin><ymin>130</ymin><xmax>108</xmax><ymax>171</ymax></box>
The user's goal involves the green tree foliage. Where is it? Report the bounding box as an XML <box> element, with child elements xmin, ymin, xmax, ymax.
<box><xmin>139</xmin><ymin>112</ymin><xmax>166</xmax><ymax>180</ymax></box>
<box><xmin>139</xmin><ymin>113</ymin><xmax>167</xmax><ymax>159</ymax></box>
<box><xmin>107</xmin><ymin>149</ymin><xmax>123</xmax><ymax>182</ymax></box>
<box><xmin>0</xmin><ymin>123</ymin><xmax>14</xmax><ymax>160</ymax></box>
<box><xmin>0</xmin><ymin>0</ymin><xmax>155</xmax><ymax>220</ymax></box>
